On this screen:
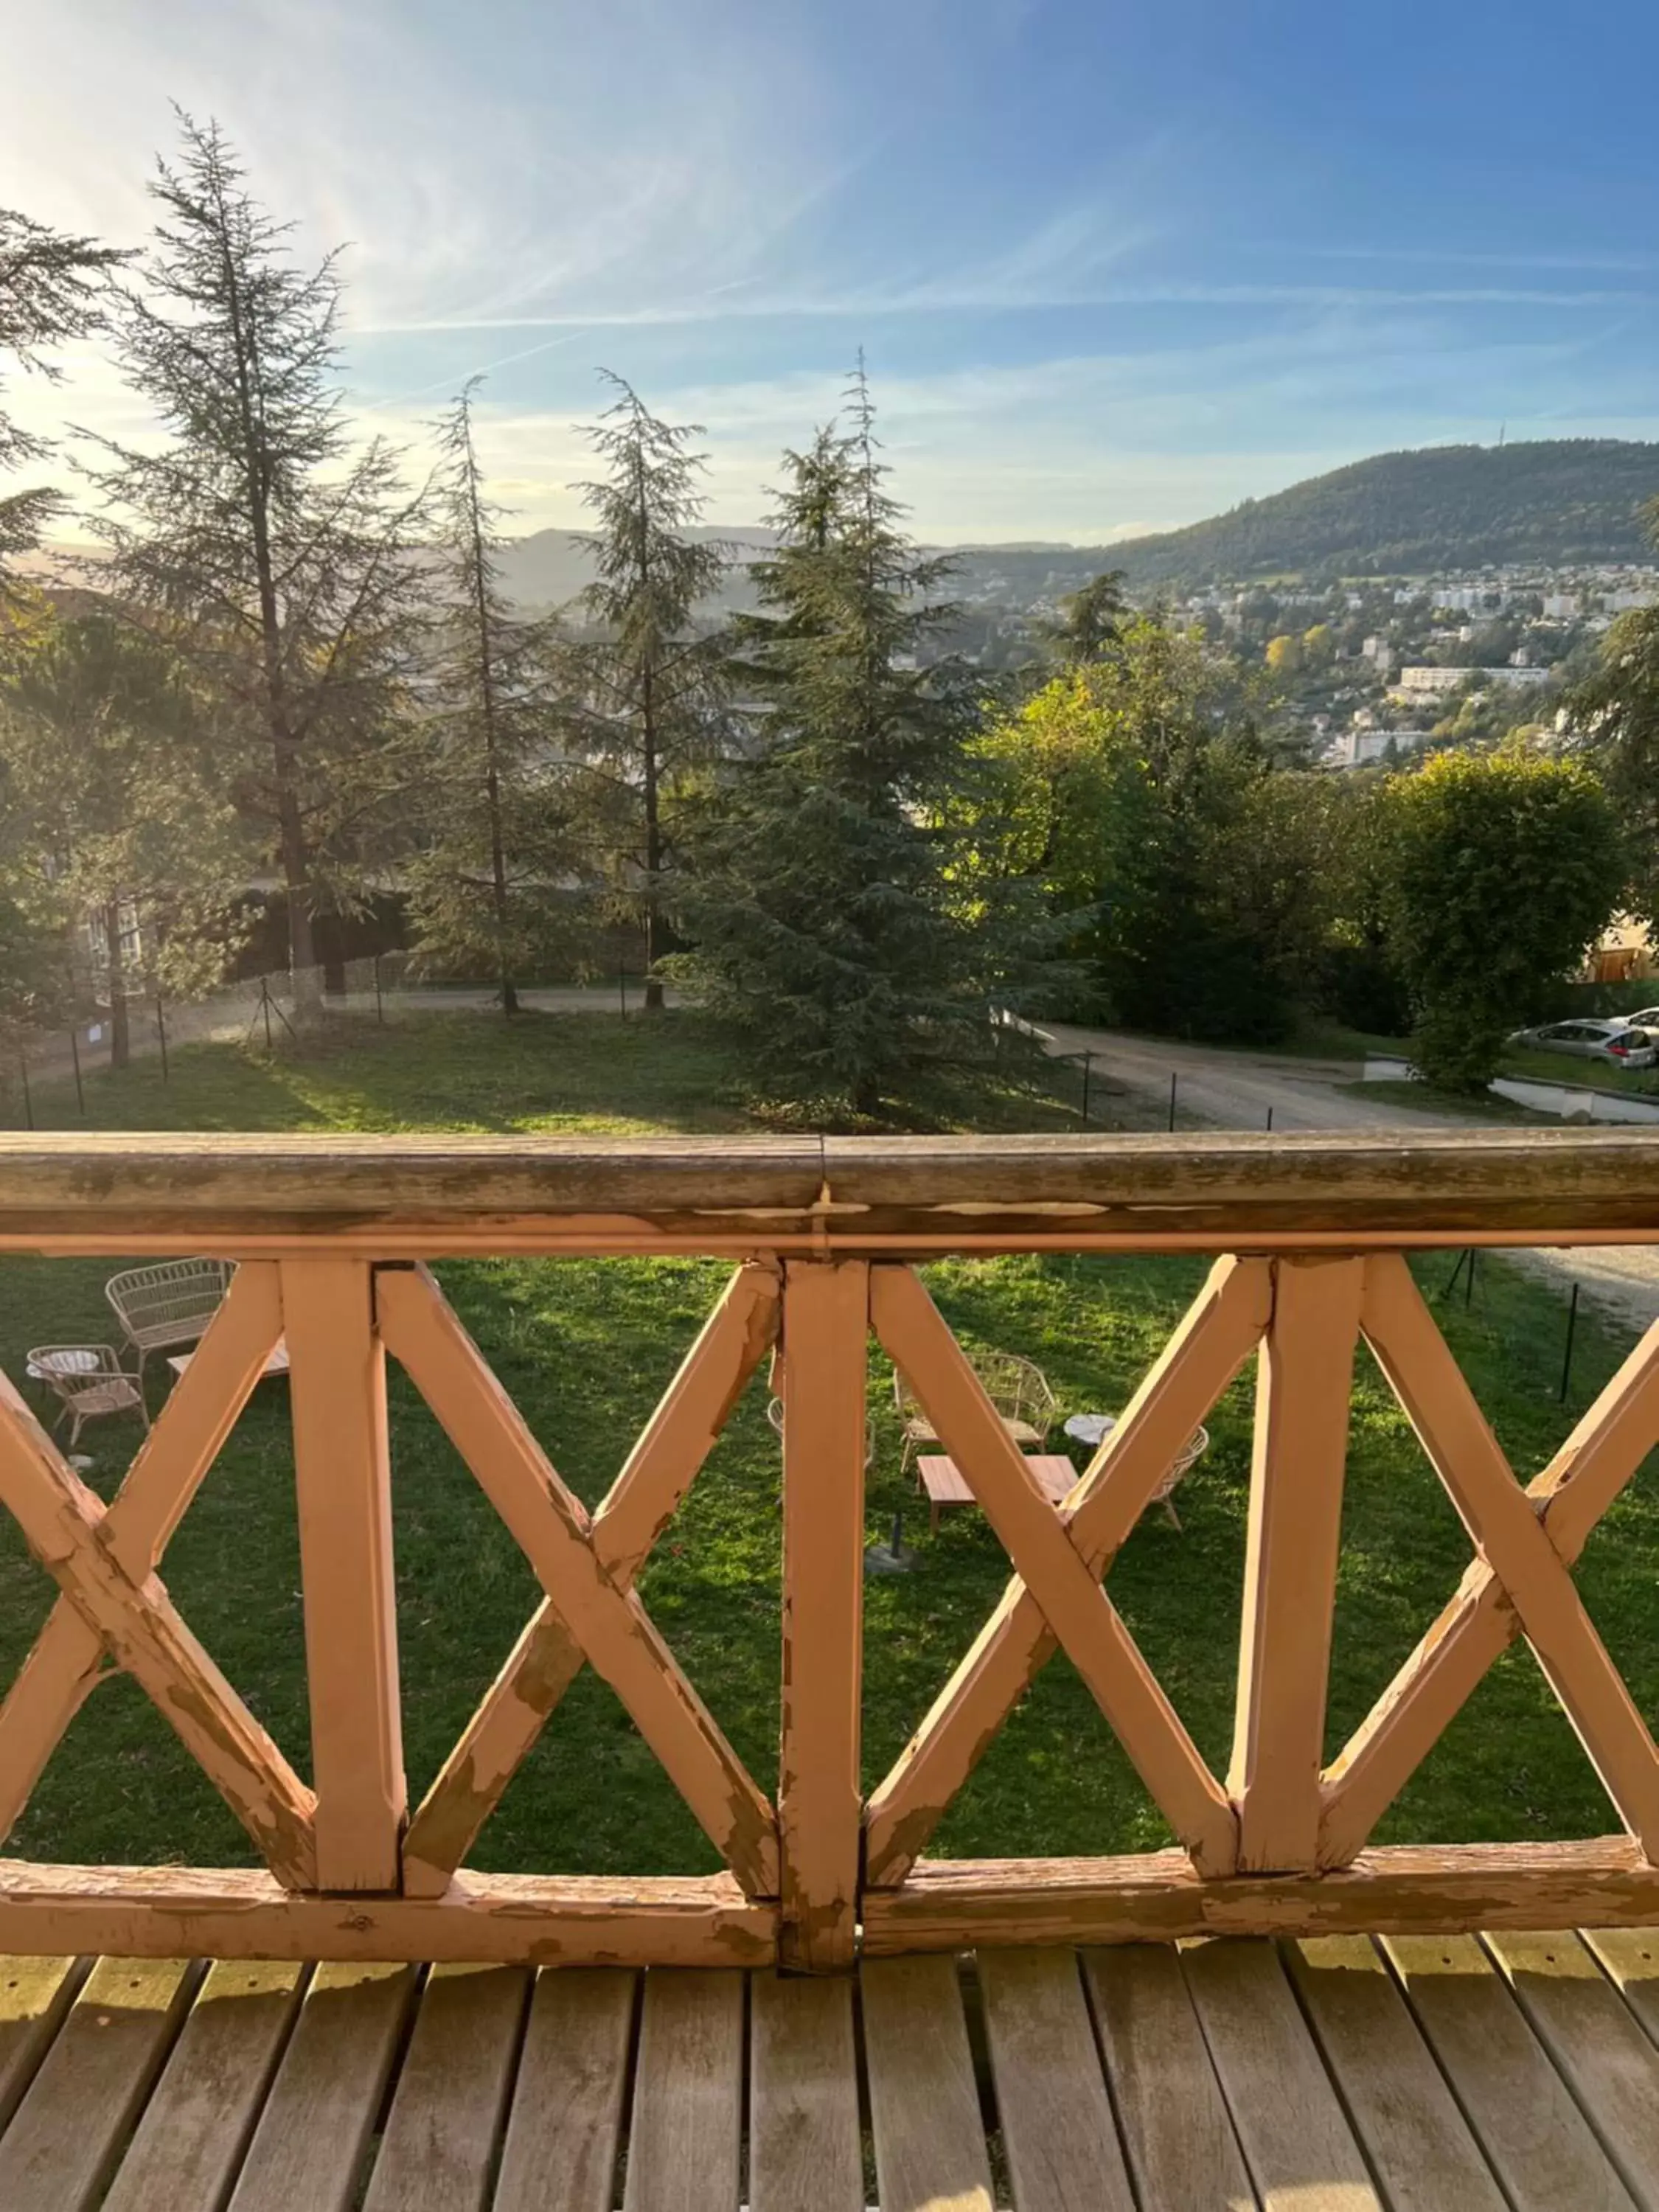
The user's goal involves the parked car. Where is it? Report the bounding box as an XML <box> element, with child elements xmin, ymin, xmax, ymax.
<box><xmin>1506</xmin><ymin>1018</ymin><xmax>1659</xmax><ymax>1069</ymax></box>
<box><xmin>1622</xmin><ymin>1006</ymin><xmax>1659</xmax><ymax>1031</ymax></box>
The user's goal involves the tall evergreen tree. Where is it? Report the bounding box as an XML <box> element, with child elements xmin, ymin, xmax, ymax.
<box><xmin>564</xmin><ymin>375</ymin><xmax>730</xmax><ymax>1009</ymax></box>
<box><xmin>83</xmin><ymin>114</ymin><xmax>428</xmax><ymax>998</ymax></box>
<box><xmin>673</xmin><ymin>369</ymin><xmax>994</xmax><ymax>1115</ymax></box>
<box><xmin>1037</xmin><ymin>569</ymin><xmax>1129</xmax><ymax>669</ymax></box>
<box><xmin>406</xmin><ymin>381</ymin><xmax>584</xmax><ymax>1009</ymax></box>
<box><xmin>0</xmin><ymin>209</ymin><xmax>125</xmax><ymax>581</ymax></box>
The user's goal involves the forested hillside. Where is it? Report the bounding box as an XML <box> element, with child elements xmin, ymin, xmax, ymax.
<box><xmin>1105</xmin><ymin>439</ymin><xmax>1659</xmax><ymax>587</ymax></box>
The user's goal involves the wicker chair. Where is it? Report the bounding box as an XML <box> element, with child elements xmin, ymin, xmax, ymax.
<box><xmin>894</xmin><ymin>1349</ymin><xmax>1057</xmax><ymax>1474</ymax></box>
<box><xmin>105</xmin><ymin>1258</ymin><xmax>233</xmax><ymax>1382</ymax></box>
<box><xmin>1149</xmin><ymin>1426</ymin><xmax>1208</xmax><ymax>1529</ymax></box>
<box><xmin>27</xmin><ymin>1346</ymin><xmax>150</xmax><ymax>1450</ymax></box>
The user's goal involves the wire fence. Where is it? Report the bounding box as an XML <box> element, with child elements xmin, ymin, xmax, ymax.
<box><xmin>0</xmin><ymin>952</ymin><xmax>674</xmax><ymax>1124</ymax></box>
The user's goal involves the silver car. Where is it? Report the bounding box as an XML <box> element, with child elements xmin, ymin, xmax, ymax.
<box><xmin>1507</xmin><ymin>1018</ymin><xmax>1659</xmax><ymax>1069</ymax></box>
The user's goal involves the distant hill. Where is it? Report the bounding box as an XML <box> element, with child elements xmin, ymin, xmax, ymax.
<box><xmin>459</xmin><ymin>439</ymin><xmax>1659</xmax><ymax>618</ymax></box>
<box><xmin>1104</xmin><ymin>439</ymin><xmax>1659</xmax><ymax>588</ymax></box>
<box><xmin>495</xmin><ymin>526</ymin><xmax>779</xmax><ymax>613</ymax></box>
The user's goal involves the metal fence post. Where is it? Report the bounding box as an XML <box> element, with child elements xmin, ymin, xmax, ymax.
<box><xmin>156</xmin><ymin>992</ymin><xmax>169</xmax><ymax>1082</ymax></box>
<box><xmin>1559</xmin><ymin>1281</ymin><xmax>1580</xmax><ymax>1403</ymax></box>
<box><xmin>17</xmin><ymin>1048</ymin><xmax>32</xmax><ymax>1131</ymax></box>
<box><xmin>619</xmin><ymin>964</ymin><xmax>627</xmax><ymax>1020</ymax></box>
<box><xmin>373</xmin><ymin>955</ymin><xmax>385</xmax><ymax>1026</ymax></box>
<box><xmin>1167</xmin><ymin>1071</ymin><xmax>1178</xmax><ymax>1131</ymax></box>
<box><xmin>69</xmin><ymin>1025</ymin><xmax>85</xmax><ymax>1116</ymax></box>
<box><xmin>1081</xmin><ymin>1051</ymin><xmax>1093</xmax><ymax>1124</ymax></box>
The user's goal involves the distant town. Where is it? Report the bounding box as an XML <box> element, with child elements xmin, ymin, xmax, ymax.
<box><xmin>946</xmin><ymin>554</ymin><xmax>1659</xmax><ymax>766</ymax></box>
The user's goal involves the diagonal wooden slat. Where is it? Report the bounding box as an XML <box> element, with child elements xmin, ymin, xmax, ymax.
<box><xmin>1231</xmin><ymin>1256</ymin><xmax>1363</xmax><ymax>1872</ymax></box>
<box><xmin>1322</xmin><ymin>1302</ymin><xmax>1659</xmax><ymax>1866</ymax></box>
<box><xmin>1358</xmin><ymin>1255</ymin><xmax>1659</xmax><ymax>1863</ymax></box>
<box><xmin>0</xmin><ymin>1369</ymin><xmax>316</xmax><ymax>1888</ymax></box>
<box><xmin>869</xmin><ymin>1265</ymin><xmax>1238</xmax><ymax>1878</ymax></box>
<box><xmin>401</xmin><ymin>1262</ymin><xmax>779</xmax><ymax>1896</ymax></box>
<box><xmin>378</xmin><ymin>1266</ymin><xmax>779</xmax><ymax>1898</ymax></box>
<box><xmin>0</xmin><ymin>1265</ymin><xmax>285</xmax><ymax>1851</ymax></box>
<box><xmin>866</xmin><ymin>1255</ymin><xmax>1268</xmax><ymax>1886</ymax></box>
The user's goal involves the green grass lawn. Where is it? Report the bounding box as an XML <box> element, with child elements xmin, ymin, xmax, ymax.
<box><xmin>1500</xmin><ymin>1044</ymin><xmax>1659</xmax><ymax>1096</ymax></box>
<box><xmin>0</xmin><ymin>1006</ymin><xmax>1652</xmax><ymax>1877</ymax></box>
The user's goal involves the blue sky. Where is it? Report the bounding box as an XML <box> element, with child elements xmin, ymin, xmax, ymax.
<box><xmin>6</xmin><ymin>0</ymin><xmax>1659</xmax><ymax>540</ymax></box>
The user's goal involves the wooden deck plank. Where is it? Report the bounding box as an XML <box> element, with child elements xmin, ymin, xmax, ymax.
<box><xmin>361</xmin><ymin>1962</ymin><xmax>529</xmax><ymax>2212</ymax></box>
<box><xmin>100</xmin><ymin>1961</ymin><xmax>305</xmax><ymax>2212</ymax></box>
<box><xmin>1083</xmin><ymin>1944</ymin><xmax>1255</xmax><ymax>2211</ymax></box>
<box><xmin>862</xmin><ymin>1954</ymin><xmax>994</xmax><ymax>2212</ymax></box>
<box><xmin>1382</xmin><ymin>1933</ymin><xmax>1635</xmax><ymax>2212</ymax></box>
<box><xmin>227</xmin><ymin>1960</ymin><xmax>418</xmax><ymax>2212</ymax></box>
<box><xmin>1485</xmin><ymin>1930</ymin><xmax>1659</xmax><ymax>2208</ymax></box>
<box><xmin>0</xmin><ymin>1955</ymin><xmax>83</xmax><ymax>2132</ymax></box>
<box><xmin>978</xmin><ymin>1948</ymin><xmax>1135</xmax><ymax>2212</ymax></box>
<box><xmin>1181</xmin><ymin>1938</ymin><xmax>1382</xmax><ymax>2212</ymax></box>
<box><xmin>622</xmin><ymin>1969</ymin><xmax>744</xmax><ymax>2212</ymax></box>
<box><xmin>493</xmin><ymin>1969</ymin><xmax>636</xmax><ymax>2212</ymax></box>
<box><xmin>1583</xmin><ymin>1926</ymin><xmax>1659</xmax><ymax>2047</ymax></box>
<box><xmin>0</xmin><ymin>1954</ymin><xmax>195</xmax><ymax>2212</ymax></box>
<box><xmin>1284</xmin><ymin>1936</ymin><xmax>1506</xmax><ymax>2212</ymax></box>
<box><xmin>748</xmin><ymin>1972</ymin><xmax>863</xmax><ymax>2212</ymax></box>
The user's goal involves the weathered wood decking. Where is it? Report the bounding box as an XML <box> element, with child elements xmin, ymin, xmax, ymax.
<box><xmin>1</xmin><ymin>1929</ymin><xmax>1657</xmax><ymax>2210</ymax></box>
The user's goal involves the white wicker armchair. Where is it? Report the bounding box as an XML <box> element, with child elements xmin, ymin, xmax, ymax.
<box><xmin>894</xmin><ymin>1349</ymin><xmax>1057</xmax><ymax>1473</ymax></box>
<box><xmin>27</xmin><ymin>1346</ymin><xmax>150</xmax><ymax>1450</ymax></box>
<box><xmin>105</xmin><ymin>1258</ymin><xmax>233</xmax><ymax>1381</ymax></box>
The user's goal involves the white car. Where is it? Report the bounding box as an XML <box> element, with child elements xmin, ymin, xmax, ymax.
<box><xmin>1507</xmin><ymin>1018</ymin><xmax>1659</xmax><ymax>1069</ymax></box>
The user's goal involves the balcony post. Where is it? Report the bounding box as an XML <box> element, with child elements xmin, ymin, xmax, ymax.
<box><xmin>284</xmin><ymin>1258</ymin><xmax>406</xmax><ymax>1891</ymax></box>
<box><xmin>778</xmin><ymin>1258</ymin><xmax>869</xmax><ymax>1970</ymax></box>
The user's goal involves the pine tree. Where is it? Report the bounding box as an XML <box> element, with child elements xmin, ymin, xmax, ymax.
<box><xmin>83</xmin><ymin>114</ymin><xmax>428</xmax><ymax>1000</ymax></box>
<box><xmin>673</xmin><ymin>367</ymin><xmax>992</xmax><ymax>1116</ymax></box>
<box><xmin>564</xmin><ymin>375</ymin><xmax>731</xmax><ymax>1009</ymax></box>
<box><xmin>0</xmin><ymin>209</ymin><xmax>125</xmax><ymax>581</ymax></box>
<box><xmin>1037</xmin><ymin>570</ymin><xmax>1129</xmax><ymax>668</ymax></box>
<box><xmin>406</xmin><ymin>382</ymin><xmax>586</xmax><ymax>1008</ymax></box>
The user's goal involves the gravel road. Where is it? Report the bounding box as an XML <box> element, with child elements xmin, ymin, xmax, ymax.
<box><xmin>1038</xmin><ymin>1020</ymin><xmax>1659</xmax><ymax>1335</ymax></box>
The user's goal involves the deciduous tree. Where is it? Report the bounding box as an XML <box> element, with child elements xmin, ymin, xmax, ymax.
<box><xmin>1377</xmin><ymin>747</ymin><xmax>1621</xmax><ymax>1090</ymax></box>
<box><xmin>1571</xmin><ymin>500</ymin><xmax>1659</xmax><ymax>918</ymax></box>
<box><xmin>0</xmin><ymin>611</ymin><xmax>251</xmax><ymax>1065</ymax></box>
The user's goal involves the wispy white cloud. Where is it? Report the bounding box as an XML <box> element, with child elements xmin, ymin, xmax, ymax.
<box><xmin>5</xmin><ymin>0</ymin><xmax>1658</xmax><ymax>544</ymax></box>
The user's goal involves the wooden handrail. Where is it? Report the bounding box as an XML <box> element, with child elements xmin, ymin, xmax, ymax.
<box><xmin>3</xmin><ymin>1127</ymin><xmax>1659</xmax><ymax>1252</ymax></box>
<box><xmin>0</xmin><ymin>1139</ymin><xmax>1657</xmax><ymax>1969</ymax></box>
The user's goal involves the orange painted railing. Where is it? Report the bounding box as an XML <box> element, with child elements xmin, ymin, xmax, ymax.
<box><xmin>0</xmin><ymin>1130</ymin><xmax>1658</xmax><ymax>1970</ymax></box>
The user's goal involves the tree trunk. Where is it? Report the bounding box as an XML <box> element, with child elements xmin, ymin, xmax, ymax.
<box><xmin>641</xmin><ymin>664</ymin><xmax>665</xmax><ymax>1012</ymax></box>
<box><xmin>275</xmin><ymin>767</ymin><xmax>320</xmax><ymax>1006</ymax></box>
<box><xmin>103</xmin><ymin>899</ymin><xmax>129</xmax><ymax>1071</ymax></box>
<box><xmin>484</xmin><ymin>751</ymin><xmax>516</xmax><ymax>1015</ymax></box>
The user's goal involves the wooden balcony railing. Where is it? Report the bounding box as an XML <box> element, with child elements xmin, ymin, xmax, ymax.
<box><xmin>1</xmin><ymin>1129</ymin><xmax>1658</xmax><ymax>1974</ymax></box>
